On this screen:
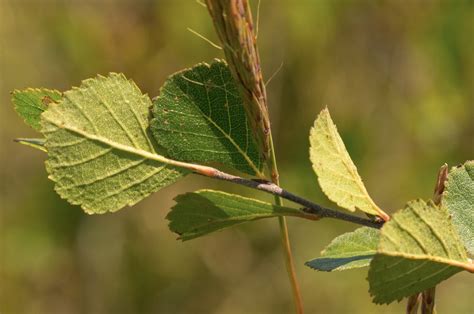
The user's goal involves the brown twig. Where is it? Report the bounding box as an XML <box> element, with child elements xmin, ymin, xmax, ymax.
<box><xmin>195</xmin><ymin>169</ymin><xmax>384</xmax><ymax>229</ymax></box>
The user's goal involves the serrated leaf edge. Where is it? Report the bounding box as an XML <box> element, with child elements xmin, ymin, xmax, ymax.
<box><xmin>40</xmin><ymin>73</ymin><xmax>221</xmax><ymax>213</ymax></box>
<box><xmin>310</xmin><ymin>108</ymin><xmax>389</xmax><ymax>220</ymax></box>
<box><xmin>12</xmin><ymin>87</ymin><xmax>62</xmax><ymax>131</ymax></box>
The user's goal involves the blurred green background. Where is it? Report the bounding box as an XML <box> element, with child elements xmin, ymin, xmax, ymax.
<box><xmin>1</xmin><ymin>0</ymin><xmax>473</xmax><ymax>313</ymax></box>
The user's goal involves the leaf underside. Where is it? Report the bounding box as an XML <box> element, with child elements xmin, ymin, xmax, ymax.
<box><xmin>309</xmin><ymin>108</ymin><xmax>388</xmax><ymax>219</ymax></box>
<box><xmin>306</xmin><ymin>227</ymin><xmax>379</xmax><ymax>272</ymax></box>
<box><xmin>41</xmin><ymin>73</ymin><xmax>188</xmax><ymax>214</ymax></box>
<box><xmin>368</xmin><ymin>199</ymin><xmax>470</xmax><ymax>304</ymax></box>
<box><xmin>12</xmin><ymin>88</ymin><xmax>62</xmax><ymax>131</ymax></box>
<box><xmin>443</xmin><ymin>161</ymin><xmax>474</xmax><ymax>255</ymax></box>
<box><xmin>151</xmin><ymin>59</ymin><xmax>264</xmax><ymax>177</ymax></box>
<box><xmin>167</xmin><ymin>190</ymin><xmax>304</xmax><ymax>241</ymax></box>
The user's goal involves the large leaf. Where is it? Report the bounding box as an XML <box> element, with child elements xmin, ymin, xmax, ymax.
<box><xmin>306</xmin><ymin>227</ymin><xmax>379</xmax><ymax>272</ymax></box>
<box><xmin>309</xmin><ymin>108</ymin><xmax>389</xmax><ymax>220</ymax></box>
<box><xmin>368</xmin><ymin>199</ymin><xmax>472</xmax><ymax>304</ymax></box>
<box><xmin>443</xmin><ymin>161</ymin><xmax>474</xmax><ymax>255</ymax></box>
<box><xmin>150</xmin><ymin>59</ymin><xmax>264</xmax><ymax>177</ymax></box>
<box><xmin>12</xmin><ymin>88</ymin><xmax>62</xmax><ymax>131</ymax></box>
<box><xmin>41</xmin><ymin>73</ymin><xmax>188</xmax><ymax>214</ymax></box>
<box><xmin>168</xmin><ymin>190</ymin><xmax>310</xmax><ymax>240</ymax></box>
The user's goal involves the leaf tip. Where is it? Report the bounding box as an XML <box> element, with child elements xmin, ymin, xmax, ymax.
<box><xmin>304</xmin><ymin>260</ymin><xmax>317</xmax><ymax>270</ymax></box>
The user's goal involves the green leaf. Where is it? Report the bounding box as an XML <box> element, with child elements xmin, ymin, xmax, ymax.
<box><xmin>168</xmin><ymin>189</ymin><xmax>307</xmax><ymax>240</ymax></box>
<box><xmin>443</xmin><ymin>161</ymin><xmax>474</xmax><ymax>255</ymax></box>
<box><xmin>14</xmin><ymin>138</ymin><xmax>47</xmax><ymax>152</ymax></box>
<box><xmin>151</xmin><ymin>59</ymin><xmax>264</xmax><ymax>177</ymax></box>
<box><xmin>41</xmin><ymin>73</ymin><xmax>189</xmax><ymax>214</ymax></box>
<box><xmin>306</xmin><ymin>227</ymin><xmax>379</xmax><ymax>272</ymax></box>
<box><xmin>309</xmin><ymin>108</ymin><xmax>389</xmax><ymax>220</ymax></box>
<box><xmin>12</xmin><ymin>88</ymin><xmax>62</xmax><ymax>131</ymax></box>
<box><xmin>368</xmin><ymin>199</ymin><xmax>472</xmax><ymax>304</ymax></box>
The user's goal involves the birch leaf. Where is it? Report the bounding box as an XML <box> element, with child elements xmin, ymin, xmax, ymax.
<box><xmin>443</xmin><ymin>161</ymin><xmax>474</xmax><ymax>255</ymax></box>
<box><xmin>151</xmin><ymin>60</ymin><xmax>264</xmax><ymax>177</ymax></box>
<box><xmin>12</xmin><ymin>88</ymin><xmax>62</xmax><ymax>131</ymax></box>
<box><xmin>41</xmin><ymin>73</ymin><xmax>188</xmax><ymax>214</ymax></box>
<box><xmin>168</xmin><ymin>190</ymin><xmax>308</xmax><ymax>240</ymax></box>
<box><xmin>306</xmin><ymin>227</ymin><xmax>379</xmax><ymax>272</ymax></box>
<box><xmin>368</xmin><ymin>199</ymin><xmax>472</xmax><ymax>304</ymax></box>
<box><xmin>309</xmin><ymin>108</ymin><xmax>389</xmax><ymax>220</ymax></box>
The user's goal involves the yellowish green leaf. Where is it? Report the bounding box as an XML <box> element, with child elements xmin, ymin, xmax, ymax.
<box><xmin>368</xmin><ymin>199</ymin><xmax>472</xmax><ymax>304</ymax></box>
<box><xmin>309</xmin><ymin>108</ymin><xmax>389</xmax><ymax>220</ymax></box>
<box><xmin>41</xmin><ymin>73</ymin><xmax>188</xmax><ymax>214</ymax></box>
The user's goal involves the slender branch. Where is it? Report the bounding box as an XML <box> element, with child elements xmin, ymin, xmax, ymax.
<box><xmin>195</xmin><ymin>168</ymin><xmax>384</xmax><ymax>229</ymax></box>
<box><xmin>206</xmin><ymin>1</ymin><xmax>304</xmax><ymax>311</ymax></box>
<box><xmin>267</xmin><ymin>136</ymin><xmax>304</xmax><ymax>314</ymax></box>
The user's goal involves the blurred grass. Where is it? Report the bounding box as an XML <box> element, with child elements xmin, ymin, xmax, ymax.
<box><xmin>0</xmin><ymin>0</ymin><xmax>473</xmax><ymax>313</ymax></box>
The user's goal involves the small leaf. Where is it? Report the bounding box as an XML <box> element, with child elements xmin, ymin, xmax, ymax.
<box><xmin>168</xmin><ymin>190</ymin><xmax>307</xmax><ymax>240</ymax></box>
<box><xmin>368</xmin><ymin>199</ymin><xmax>472</xmax><ymax>305</ymax></box>
<box><xmin>309</xmin><ymin>108</ymin><xmax>389</xmax><ymax>220</ymax></box>
<box><xmin>12</xmin><ymin>88</ymin><xmax>62</xmax><ymax>131</ymax></box>
<box><xmin>14</xmin><ymin>138</ymin><xmax>46</xmax><ymax>152</ymax></box>
<box><xmin>151</xmin><ymin>59</ymin><xmax>264</xmax><ymax>177</ymax></box>
<box><xmin>41</xmin><ymin>73</ymin><xmax>188</xmax><ymax>214</ymax></box>
<box><xmin>443</xmin><ymin>161</ymin><xmax>474</xmax><ymax>255</ymax></box>
<box><xmin>306</xmin><ymin>227</ymin><xmax>379</xmax><ymax>272</ymax></box>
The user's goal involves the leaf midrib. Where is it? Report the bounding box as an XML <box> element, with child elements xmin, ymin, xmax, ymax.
<box><xmin>44</xmin><ymin>115</ymin><xmax>194</xmax><ymax>172</ymax></box>
<box><xmin>201</xmin><ymin>112</ymin><xmax>263</xmax><ymax>177</ymax></box>
<box><xmin>379</xmin><ymin>250</ymin><xmax>473</xmax><ymax>272</ymax></box>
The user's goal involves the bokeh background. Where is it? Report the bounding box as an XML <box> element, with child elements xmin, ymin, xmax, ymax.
<box><xmin>1</xmin><ymin>0</ymin><xmax>473</xmax><ymax>313</ymax></box>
